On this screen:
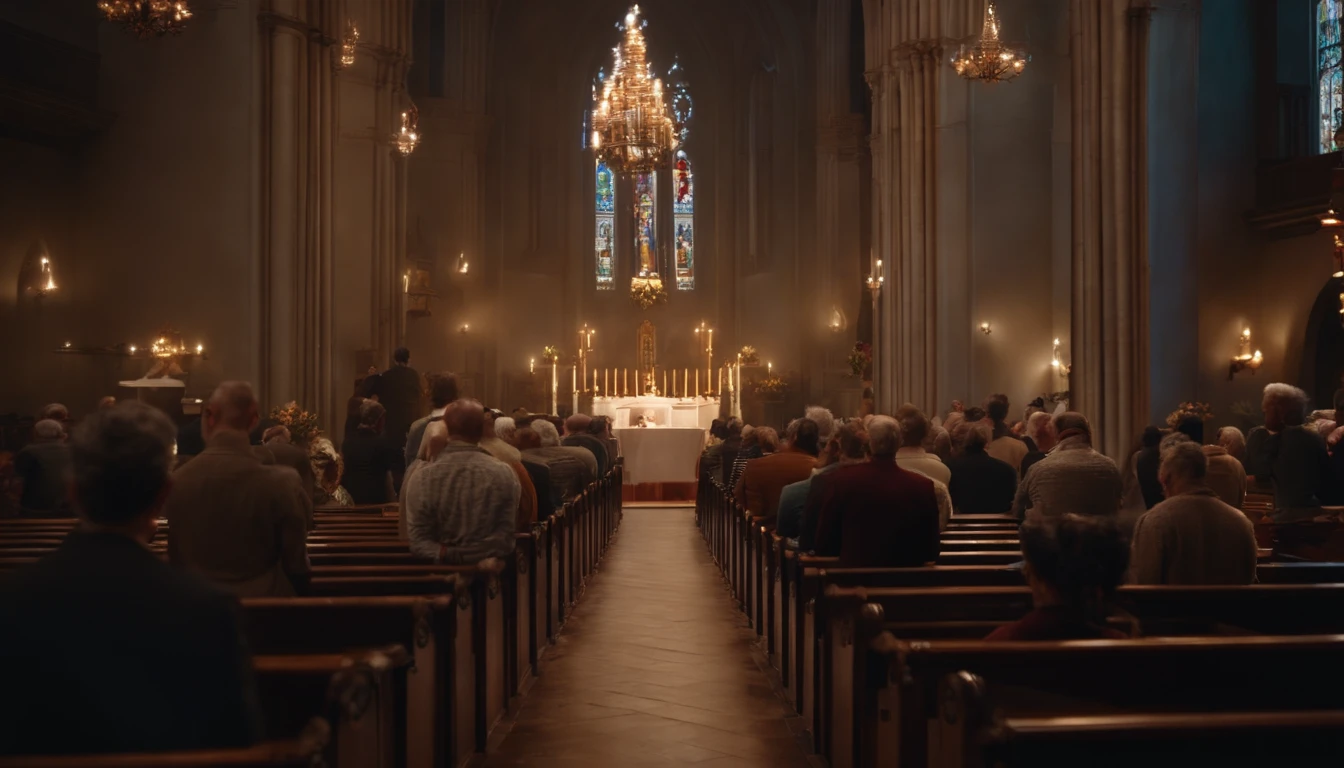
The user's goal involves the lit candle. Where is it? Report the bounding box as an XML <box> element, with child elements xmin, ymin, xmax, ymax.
<box><xmin>572</xmin><ymin>365</ymin><xmax>576</xmax><ymax>392</ymax></box>
<box><xmin>530</xmin><ymin>358</ymin><xmax>535</xmax><ymax>374</ymax></box>
<box><xmin>718</xmin><ymin>368</ymin><xmax>722</xmax><ymax>395</ymax></box>
<box><xmin>593</xmin><ymin>369</ymin><xmax>598</xmax><ymax>392</ymax></box>
<box><xmin>768</xmin><ymin>362</ymin><xmax>773</xmax><ymax>374</ymax></box>
<box><xmin>195</xmin><ymin>343</ymin><xmax>204</xmax><ymax>355</ymax></box>
<box><xmin>663</xmin><ymin>369</ymin><xmax>668</xmax><ymax>397</ymax></box>
<box><xmin>684</xmin><ymin>368</ymin><xmax>689</xmax><ymax>398</ymax></box>
<box><xmin>605</xmin><ymin>368</ymin><xmax>609</xmax><ymax>395</ymax></box>
<box><xmin>696</xmin><ymin>370</ymin><xmax>700</xmax><ymax>398</ymax></box>
<box><xmin>708</xmin><ymin>329</ymin><xmax>713</xmax><ymax>353</ymax></box>
<box><xmin>623</xmin><ymin>368</ymin><xmax>628</xmax><ymax>397</ymax></box>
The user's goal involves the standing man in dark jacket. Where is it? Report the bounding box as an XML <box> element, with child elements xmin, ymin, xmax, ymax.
<box><xmin>0</xmin><ymin>402</ymin><xmax>263</xmax><ymax>756</ymax></box>
<box><xmin>378</xmin><ymin>347</ymin><xmax>423</xmax><ymax>477</ymax></box>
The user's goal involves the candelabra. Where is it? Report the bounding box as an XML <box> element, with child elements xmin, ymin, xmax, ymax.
<box><xmin>578</xmin><ymin>324</ymin><xmax>596</xmax><ymax>393</ymax></box>
<box><xmin>693</xmin><ymin>321</ymin><xmax>713</xmax><ymax>396</ymax></box>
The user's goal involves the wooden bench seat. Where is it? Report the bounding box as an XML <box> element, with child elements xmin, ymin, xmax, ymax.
<box><xmin>0</xmin><ymin>719</ymin><xmax>329</xmax><ymax>768</ymax></box>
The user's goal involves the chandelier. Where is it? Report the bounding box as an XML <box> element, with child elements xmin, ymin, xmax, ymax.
<box><xmin>592</xmin><ymin>5</ymin><xmax>678</xmax><ymax>175</ymax></box>
<box><xmin>340</xmin><ymin>20</ymin><xmax>359</xmax><ymax>69</ymax></box>
<box><xmin>97</xmin><ymin>1</ymin><xmax>192</xmax><ymax>38</ymax></box>
<box><xmin>397</xmin><ymin>105</ymin><xmax>420</xmax><ymax>156</ymax></box>
<box><xmin>952</xmin><ymin>2</ymin><xmax>1028</xmax><ymax>83</ymax></box>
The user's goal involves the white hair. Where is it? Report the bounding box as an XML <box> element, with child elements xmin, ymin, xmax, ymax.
<box><xmin>530</xmin><ymin>419</ymin><xmax>561</xmax><ymax>447</ymax></box>
<box><xmin>804</xmin><ymin>405</ymin><xmax>836</xmax><ymax>441</ymax></box>
<box><xmin>1025</xmin><ymin>411</ymin><xmax>1053</xmax><ymax>444</ymax></box>
<box><xmin>1160</xmin><ymin>438</ymin><xmax>1207</xmax><ymax>481</ymax></box>
<box><xmin>1264</xmin><ymin>383</ymin><xmax>1310</xmax><ymax>424</ymax></box>
<box><xmin>1216</xmin><ymin>426</ymin><xmax>1245</xmax><ymax>457</ymax></box>
<box><xmin>868</xmin><ymin>415</ymin><xmax>901</xmax><ymax>457</ymax></box>
<box><xmin>33</xmin><ymin>419</ymin><xmax>65</xmax><ymax>442</ymax></box>
<box><xmin>494</xmin><ymin>416</ymin><xmax>517</xmax><ymax>442</ymax></box>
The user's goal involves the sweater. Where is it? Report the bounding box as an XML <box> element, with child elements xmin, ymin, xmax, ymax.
<box><xmin>403</xmin><ymin>442</ymin><xmax>520</xmax><ymax>564</ymax></box>
<box><xmin>1129</xmin><ymin>487</ymin><xmax>1258</xmax><ymax>585</ymax></box>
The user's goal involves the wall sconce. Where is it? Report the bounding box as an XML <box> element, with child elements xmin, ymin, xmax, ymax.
<box><xmin>865</xmin><ymin>259</ymin><xmax>884</xmax><ymax>299</ymax></box>
<box><xmin>459</xmin><ymin>323</ymin><xmax>470</xmax><ymax>334</ymax></box>
<box><xmin>457</xmin><ymin>253</ymin><xmax>469</xmax><ymax>275</ymax></box>
<box><xmin>20</xmin><ymin>242</ymin><xmax>57</xmax><ymax>300</ymax></box>
<box><xmin>828</xmin><ymin>307</ymin><xmax>845</xmax><ymax>333</ymax></box>
<box><xmin>979</xmin><ymin>322</ymin><xmax>992</xmax><ymax>335</ymax></box>
<box><xmin>1227</xmin><ymin>327</ymin><xmax>1263</xmax><ymax>379</ymax></box>
<box><xmin>1323</xmin><ymin>209</ymin><xmax>1342</xmax><ymax>227</ymax></box>
<box><xmin>529</xmin><ymin>357</ymin><xmax>536</xmax><ymax>374</ymax></box>
<box><xmin>1051</xmin><ymin>338</ymin><xmax>1072</xmax><ymax>377</ymax></box>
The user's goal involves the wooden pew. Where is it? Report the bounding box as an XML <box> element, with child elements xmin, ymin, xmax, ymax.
<box><xmin>0</xmin><ymin>719</ymin><xmax>330</xmax><ymax>768</ymax></box>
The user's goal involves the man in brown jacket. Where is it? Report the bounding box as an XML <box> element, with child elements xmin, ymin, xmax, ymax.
<box><xmin>735</xmin><ymin>418</ymin><xmax>820</xmax><ymax>522</ymax></box>
<box><xmin>167</xmin><ymin>382</ymin><xmax>312</xmax><ymax>597</ymax></box>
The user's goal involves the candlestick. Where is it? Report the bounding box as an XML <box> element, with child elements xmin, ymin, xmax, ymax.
<box><xmin>551</xmin><ymin>363</ymin><xmax>558</xmax><ymax>415</ymax></box>
<box><xmin>623</xmin><ymin>368</ymin><xmax>628</xmax><ymax>398</ymax></box>
<box><xmin>696</xmin><ymin>370</ymin><xmax>700</xmax><ymax>398</ymax></box>
<box><xmin>572</xmin><ymin>366</ymin><xmax>576</xmax><ymax>393</ymax></box>
<box><xmin>718</xmin><ymin>368</ymin><xmax>722</xmax><ymax>396</ymax></box>
<box><xmin>663</xmin><ymin>369</ymin><xmax>668</xmax><ymax>397</ymax></box>
<box><xmin>530</xmin><ymin>358</ymin><xmax>535</xmax><ymax>374</ymax></box>
<box><xmin>604</xmin><ymin>368</ymin><xmax>609</xmax><ymax>396</ymax></box>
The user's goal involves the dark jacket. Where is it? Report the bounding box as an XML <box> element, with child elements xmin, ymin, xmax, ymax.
<box><xmin>14</xmin><ymin>441</ymin><xmax>72</xmax><ymax>517</ymax></box>
<box><xmin>1247</xmin><ymin>425</ymin><xmax>1332</xmax><ymax>517</ymax></box>
<box><xmin>947</xmin><ymin>448</ymin><xmax>1018</xmax><ymax>515</ymax></box>
<box><xmin>0</xmin><ymin>530</ymin><xmax>263</xmax><ymax>755</ymax></box>
<box><xmin>378</xmin><ymin>364</ymin><xmax>423</xmax><ymax>441</ymax></box>
<box><xmin>341</xmin><ymin>429</ymin><xmax>399</xmax><ymax>505</ymax></box>
<box><xmin>984</xmin><ymin>605</ymin><xmax>1126</xmax><ymax>641</ymax></box>
<box><xmin>1134</xmin><ymin>446</ymin><xmax>1164</xmax><ymax>509</ymax></box>
<box><xmin>562</xmin><ymin>433</ymin><xmax>610</xmax><ymax>475</ymax></box>
<box><xmin>520</xmin><ymin>458</ymin><xmax>556</xmax><ymax>521</ymax></box>
<box><xmin>254</xmin><ymin>441</ymin><xmax>317</xmax><ymax>514</ymax></box>
<box><xmin>814</xmin><ymin>457</ymin><xmax>941</xmax><ymax>567</ymax></box>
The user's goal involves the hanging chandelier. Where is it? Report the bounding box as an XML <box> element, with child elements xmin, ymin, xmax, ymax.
<box><xmin>591</xmin><ymin>5</ymin><xmax>678</xmax><ymax>175</ymax></box>
<box><xmin>97</xmin><ymin>1</ymin><xmax>192</xmax><ymax>38</ymax></box>
<box><xmin>340</xmin><ymin>20</ymin><xmax>359</xmax><ymax>69</ymax></box>
<box><xmin>952</xmin><ymin>2</ymin><xmax>1028</xmax><ymax>83</ymax></box>
<box><xmin>397</xmin><ymin>105</ymin><xmax>420</xmax><ymax>156</ymax></box>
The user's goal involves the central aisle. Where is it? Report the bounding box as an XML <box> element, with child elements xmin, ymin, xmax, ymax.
<box><xmin>485</xmin><ymin>506</ymin><xmax>812</xmax><ymax>767</ymax></box>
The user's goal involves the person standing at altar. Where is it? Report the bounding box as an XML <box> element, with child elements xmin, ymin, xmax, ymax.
<box><xmin>735</xmin><ymin>418</ymin><xmax>820</xmax><ymax>524</ymax></box>
<box><xmin>562</xmin><ymin>414</ymin><xmax>610</xmax><ymax>475</ymax></box>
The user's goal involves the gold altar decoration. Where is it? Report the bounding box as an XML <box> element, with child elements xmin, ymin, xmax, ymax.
<box><xmin>542</xmin><ymin>346</ymin><xmax>561</xmax><ymax>363</ymax></box>
<box><xmin>591</xmin><ymin>5</ymin><xmax>679</xmax><ymax>175</ymax></box>
<box><xmin>1227</xmin><ymin>327</ymin><xmax>1263</xmax><ymax>379</ymax></box>
<box><xmin>631</xmin><ymin>271</ymin><xmax>668</xmax><ymax>309</ymax></box>
<box><xmin>403</xmin><ymin>266</ymin><xmax>436</xmax><ymax>317</ymax></box>
<box><xmin>98</xmin><ymin>0</ymin><xmax>191</xmax><ymax>37</ymax></box>
<box><xmin>952</xmin><ymin>2</ymin><xmax>1028</xmax><ymax>83</ymax></box>
<box><xmin>738</xmin><ymin>345</ymin><xmax>760</xmax><ymax>366</ymax></box>
<box><xmin>637</xmin><ymin>321</ymin><xmax>657</xmax><ymax>384</ymax></box>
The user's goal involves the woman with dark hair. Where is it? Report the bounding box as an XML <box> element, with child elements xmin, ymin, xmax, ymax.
<box><xmin>985</xmin><ymin>513</ymin><xmax>1130</xmax><ymax>641</ymax></box>
<box><xmin>1132</xmin><ymin>426</ymin><xmax>1166</xmax><ymax>509</ymax></box>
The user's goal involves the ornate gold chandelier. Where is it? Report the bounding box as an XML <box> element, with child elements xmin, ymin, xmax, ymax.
<box><xmin>397</xmin><ymin>105</ymin><xmax>420</xmax><ymax>156</ymax></box>
<box><xmin>97</xmin><ymin>0</ymin><xmax>192</xmax><ymax>38</ymax></box>
<box><xmin>591</xmin><ymin>5</ymin><xmax>678</xmax><ymax>175</ymax></box>
<box><xmin>952</xmin><ymin>2</ymin><xmax>1028</xmax><ymax>83</ymax></box>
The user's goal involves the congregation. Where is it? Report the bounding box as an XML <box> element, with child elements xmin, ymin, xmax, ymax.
<box><xmin>3</xmin><ymin>344</ymin><xmax>1344</xmax><ymax>760</ymax></box>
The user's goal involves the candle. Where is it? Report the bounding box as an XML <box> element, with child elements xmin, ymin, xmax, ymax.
<box><xmin>593</xmin><ymin>370</ymin><xmax>597</xmax><ymax>393</ymax></box>
<box><xmin>572</xmin><ymin>366</ymin><xmax>576</xmax><ymax>393</ymax></box>
<box><xmin>684</xmin><ymin>368</ymin><xmax>689</xmax><ymax>399</ymax></box>
<box><xmin>663</xmin><ymin>369</ymin><xmax>668</xmax><ymax>397</ymax></box>
<box><xmin>530</xmin><ymin>358</ymin><xmax>535</xmax><ymax>374</ymax></box>
<box><xmin>605</xmin><ymin>368</ymin><xmax>609</xmax><ymax>396</ymax></box>
<box><xmin>696</xmin><ymin>370</ymin><xmax>700</xmax><ymax>398</ymax></box>
<box><xmin>708</xmin><ymin>329</ymin><xmax>713</xmax><ymax>353</ymax></box>
<box><xmin>623</xmin><ymin>368</ymin><xmax>628</xmax><ymax>397</ymax></box>
<box><xmin>718</xmin><ymin>368</ymin><xmax>722</xmax><ymax>395</ymax></box>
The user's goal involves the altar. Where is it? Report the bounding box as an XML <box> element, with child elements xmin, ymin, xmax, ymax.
<box><xmin>591</xmin><ymin>395</ymin><xmax>719</xmax><ymax>432</ymax></box>
<box><xmin>596</xmin><ymin>396</ymin><xmax>715</xmax><ymax>500</ymax></box>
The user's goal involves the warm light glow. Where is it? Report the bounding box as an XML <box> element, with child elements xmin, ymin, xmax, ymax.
<box><xmin>402</xmin><ymin>273</ymin><xmax>409</xmax><ymax>293</ymax></box>
<box><xmin>129</xmin><ymin>345</ymin><xmax>137</xmax><ymax>354</ymax></box>
<box><xmin>952</xmin><ymin>2</ymin><xmax>1029</xmax><ymax>83</ymax></box>
<box><xmin>591</xmin><ymin>5</ymin><xmax>677</xmax><ymax>174</ymax></box>
<box><xmin>196</xmin><ymin>343</ymin><xmax>203</xmax><ymax>354</ymax></box>
<box><xmin>980</xmin><ymin>322</ymin><xmax>992</xmax><ymax>335</ymax></box>
<box><xmin>340</xmin><ymin>20</ymin><xmax>359</xmax><ymax>68</ymax></box>
<box><xmin>98</xmin><ymin>0</ymin><xmax>192</xmax><ymax>37</ymax></box>
<box><xmin>63</xmin><ymin>341</ymin><xmax>71</xmax><ymax>349</ymax></box>
<box><xmin>1323</xmin><ymin>209</ymin><xmax>1342</xmax><ymax>227</ymax></box>
<box><xmin>397</xmin><ymin>107</ymin><xmax>421</xmax><ymax>156</ymax></box>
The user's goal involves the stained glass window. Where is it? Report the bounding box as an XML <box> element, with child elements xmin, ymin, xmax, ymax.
<box><xmin>595</xmin><ymin>161</ymin><xmax>615</xmax><ymax>289</ymax></box>
<box><xmin>1323</xmin><ymin>0</ymin><xmax>1344</xmax><ymax>153</ymax></box>
<box><xmin>673</xmin><ymin>150</ymin><xmax>694</xmax><ymax>290</ymax></box>
<box><xmin>633</xmin><ymin>171</ymin><xmax>658</xmax><ymax>277</ymax></box>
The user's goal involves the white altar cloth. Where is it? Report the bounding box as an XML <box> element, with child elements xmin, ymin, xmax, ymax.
<box><xmin>592</xmin><ymin>396</ymin><xmax>718</xmax><ymax>432</ymax></box>
<box><xmin>614</xmin><ymin>427</ymin><xmax>706</xmax><ymax>485</ymax></box>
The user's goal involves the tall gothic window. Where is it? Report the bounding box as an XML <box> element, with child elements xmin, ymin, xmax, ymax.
<box><xmin>1322</xmin><ymin>0</ymin><xmax>1344</xmax><ymax>153</ymax></box>
<box><xmin>595</xmin><ymin>161</ymin><xmax>615</xmax><ymax>289</ymax></box>
<box><xmin>673</xmin><ymin>150</ymin><xmax>694</xmax><ymax>290</ymax></box>
<box><xmin>633</xmin><ymin>172</ymin><xmax>658</xmax><ymax>276</ymax></box>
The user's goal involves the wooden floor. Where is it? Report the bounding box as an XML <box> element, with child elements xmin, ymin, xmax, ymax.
<box><xmin>485</xmin><ymin>506</ymin><xmax>813</xmax><ymax>767</ymax></box>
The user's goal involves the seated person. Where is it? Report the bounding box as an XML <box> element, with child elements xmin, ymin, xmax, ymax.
<box><xmin>946</xmin><ymin>422</ymin><xmax>1017</xmax><ymax>514</ymax></box>
<box><xmin>985</xmin><ymin>512</ymin><xmax>1129</xmax><ymax>641</ymax></box>
<box><xmin>526</xmin><ymin>419</ymin><xmax>597</xmax><ymax>496</ymax></box>
<box><xmin>14</xmin><ymin>419</ymin><xmax>72</xmax><ymax>518</ymax></box>
<box><xmin>0</xmin><ymin>402</ymin><xmax>263</xmax><ymax>755</ymax></box>
<box><xmin>561</xmin><ymin>414</ymin><xmax>610</xmax><ymax>474</ymax></box>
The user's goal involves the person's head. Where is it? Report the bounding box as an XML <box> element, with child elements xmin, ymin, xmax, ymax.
<box><xmin>444</xmin><ymin>399</ymin><xmax>486</xmax><ymax>444</ymax></box>
<box><xmin>899</xmin><ymin>410</ymin><xmax>929</xmax><ymax>449</ymax></box>
<box><xmin>393</xmin><ymin>346</ymin><xmax>411</xmax><ymax>366</ymax></box>
<box><xmin>1026</xmin><ymin>411</ymin><xmax>1056</xmax><ymax>451</ymax></box>
<box><xmin>1052</xmin><ymin>412</ymin><xmax>1093</xmax><ymax>445</ymax></box>
<box><xmin>1175</xmin><ymin>415</ymin><xmax>1204</xmax><ymax>445</ymax></box>
<box><xmin>1158</xmin><ymin>436</ymin><xmax>1206</xmax><ymax>497</ymax></box>
<box><xmin>724</xmin><ymin>418</ymin><xmax>744</xmax><ymax>440</ymax></box>
<box><xmin>867</xmin><ymin>415</ymin><xmax>901</xmax><ymax>459</ymax></box>
<box><xmin>358</xmin><ymin>399</ymin><xmax>387</xmax><ymax>433</ymax></box>
<box><xmin>514</xmin><ymin>428</ymin><xmax>542</xmax><ymax>450</ymax></box>
<box><xmin>755</xmin><ymin>426</ymin><xmax>780</xmax><ymax>454</ymax></box>
<box><xmin>97</xmin><ymin>396</ymin><xmax>117</xmax><ymax>410</ymax></box>
<box><xmin>494</xmin><ymin>416</ymin><xmax>518</xmax><ymax>442</ymax></box>
<box><xmin>1216</xmin><ymin>425</ymin><xmax>1246</xmax><ymax>459</ymax></box>
<box><xmin>530</xmin><ymin>418</ymin><xmax>561</xmax><ymax>447</ymax></box>
<box><xmin>741</xmin><ymin>425</ymin><xmax>758</xmax><ymax>449</ymax></box>
<box><xmin>836</xmin><ymin>420</ymin><xmax>869</xmax><ymax>462</ymax></box>
<box><xmin>804</xmin><ymin>406</ymin><xmax>835</xmax><ymax>443</ymax></box>
<box><xmin>565</xmin><ymin>413</ymin><xmax>592</xmax><ymax>436</ymax></box>
<box><xmin>428</xmin><ymin>372</ymin><xmax>460</xmax><ymax>409</ymax></box>
<box><xmin>262</xmin><ymin>425</ymin><xmax>291</xmax><ymax>445</ymax></box>
<box><xmin>963</xmin><ymin>421</ymin><xmax>992</xmax><ymax>453</ymax></box>
<box><xmin>709</xmin><ymin>419</ymin><xmax>726</xmax><ymax>440</ymax></box>
<box><xmin>1024</xmin><ymin>398</ymin><xmax>1045</xmax><ymax>423</ymax></box>
<box><xmin>70</xmin><ymin>401</ymin><xmax>177</xmax><ymax>542</ymax></box>
<box><xmin>963</xmin><ymin>406</ymin><xmax>986</xmax><ymax>423</ymax></box>
<box><xmin>311</xmin><ymin>438</ymin><xmax>344</xmax><ymax>492</ymax></box>
<box><xmin>1140</xmin><ymin>425</ymin><xmax>1163</xmax><ymax>450</ymax></box>
<box><xmin>356</xmin><ymin>374</ymin><xmax>380</xmax><ymax>399</ymax></box>
<box><xmin>1019</xmin><ymin>513</ymin><xmax>1129</xmax><ymax>610</ymax></box>
<box><xmin>943</xmin><ymin>411</ymin><xmax>965</xmax><ymax>437</ymax></box>
<box><xmin>986</xmin><ymin>395</ymin><xmax>1010</xmax><ymax>425</ymax></box>
<box><xmin>512</xmin><ymin>406</ymin><xmax>530</xmax><ymax>419</ymax></box>
<box><xmin>1263</xmin><ymin>383</ymin><xmax>1310</xmax><ymax>431</ymax></box>
<box><xmin>203</xmin><ymin>382</ymin><xmax>259</xmax><ymax>439</ymax></box>
<box><xmin>588</xmin><ymin>415</ymin><xmax>612</xmax><ymax>438</ymax></box>
<box><xmin>791</xmin><ymin>418</ymin><xmax>821</xmax><ymax>457</ymax></box>
<box><xmin>419</xmin><ymin>419</ymin><xmax>449</xmax><ymax>461</ymax></box>
<box><xmin>39</xmin><ymin>403</ymin><xmax>70</xmax><ymax>424</ymax></box>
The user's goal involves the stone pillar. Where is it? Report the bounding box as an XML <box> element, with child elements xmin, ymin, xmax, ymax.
<box><xmin>1069</xmin><ymin>0</ymin><xmax>1152</xmax><ymax>458</ymax></box>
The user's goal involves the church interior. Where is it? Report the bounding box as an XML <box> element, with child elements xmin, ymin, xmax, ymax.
<box><xmin>4</xmin><ymin>0</ymin><xmax>1344</xmax><ymax>765</ymax></box>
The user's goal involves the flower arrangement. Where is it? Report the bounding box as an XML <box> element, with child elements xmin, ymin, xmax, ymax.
<box><xmin>630</xmin><ymin>277</ymin><xmax>668</xmax><ymax>310</ymax></box>
<box><xmin>270</xmin><ymin>402</ymin><xmax>322</xmax><ymax>448</ymax></box>
<box><xmin>738</xmin><ymin>345</ymin><xmax>760</xmax><ymax>365</ymax></box>
<box><xmin>846</xmin><ymin>341</ymin><xmax>872</xmax><ymax>378</ymax></box>
<box><xmin>752</xmin><ymin>373</ymin><xmax>788</xmax><ymax>397</ymax></box>
<box><xmin>1041</xmin><ymin>390</ymin><xmax>1071</xmax><ymax>407</ymax></box>
<box><xmin>1166</xmin><ymin>401</ymin><xmax>1213</xmax><ymax>428</ymax></box>
<box><xmin>541</xmin><ymin>346</ymin><xmax>561</xmax><ymax>364</ymax></box>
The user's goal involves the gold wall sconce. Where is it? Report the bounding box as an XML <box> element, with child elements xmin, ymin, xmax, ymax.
<box><xmin>1051</xmin><ymin>338</ymin><xmax>1072</xmax><ymax>377</ymax></box>
<box><xmin>979</xmin><ymin>322</ymin><xmax>992</xmax><ymax>335</ymax></box>
<box><xmin>1227</xmin><ymin>327</ymin><xmax>1263</xmax><ymax>379</ymax></box>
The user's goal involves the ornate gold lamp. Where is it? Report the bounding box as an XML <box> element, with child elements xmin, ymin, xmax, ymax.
<box><xmin>591</xmin><ymin>5</ymin><xmax>678</xmax><ymax>175</ymax></box>
<box><xmin>952</xmin><ymin>2</ymin><xmax>1029</xmax><ymax>83</ymax></box>
<box><xmin>98</xmin><ymin>1</ymin><xmax>191</xmax><ymax>37</ymax></box>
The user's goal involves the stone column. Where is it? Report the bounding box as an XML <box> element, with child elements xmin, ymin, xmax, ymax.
<box><xmin>1069</xmin><ymin>0</ymin><xmax>1152</xmax><ymax>458</ymax></box>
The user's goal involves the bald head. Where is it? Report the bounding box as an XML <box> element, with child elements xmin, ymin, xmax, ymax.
<box><xmin>444</xmin><ymin>399</ymin><xmax>486</xmax><ymax>444</ymax></box>
<box><xmin>204</xmin><ymin>381</ymin><xmax>259</xmax><ymax>438</ymax></box>
<box><xmin>1052</xmin><ymin>411</ymin><xmax>1092</xmax><ymax>442</ymax></box>
<box><xmin>565</xmin><ymin>413</ymin><xmax>592</xmax><ymax>436</ymax></box>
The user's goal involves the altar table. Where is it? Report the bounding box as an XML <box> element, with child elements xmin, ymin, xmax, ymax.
<box><xmin>613</xmin><ymin>427</ymin><xmax>707</xmax><ymax>486</ymax></box>
<box><xmin>592</xmin><ymin>396</ymin><xmax>719</xmax><ymax>432</ymax></box>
